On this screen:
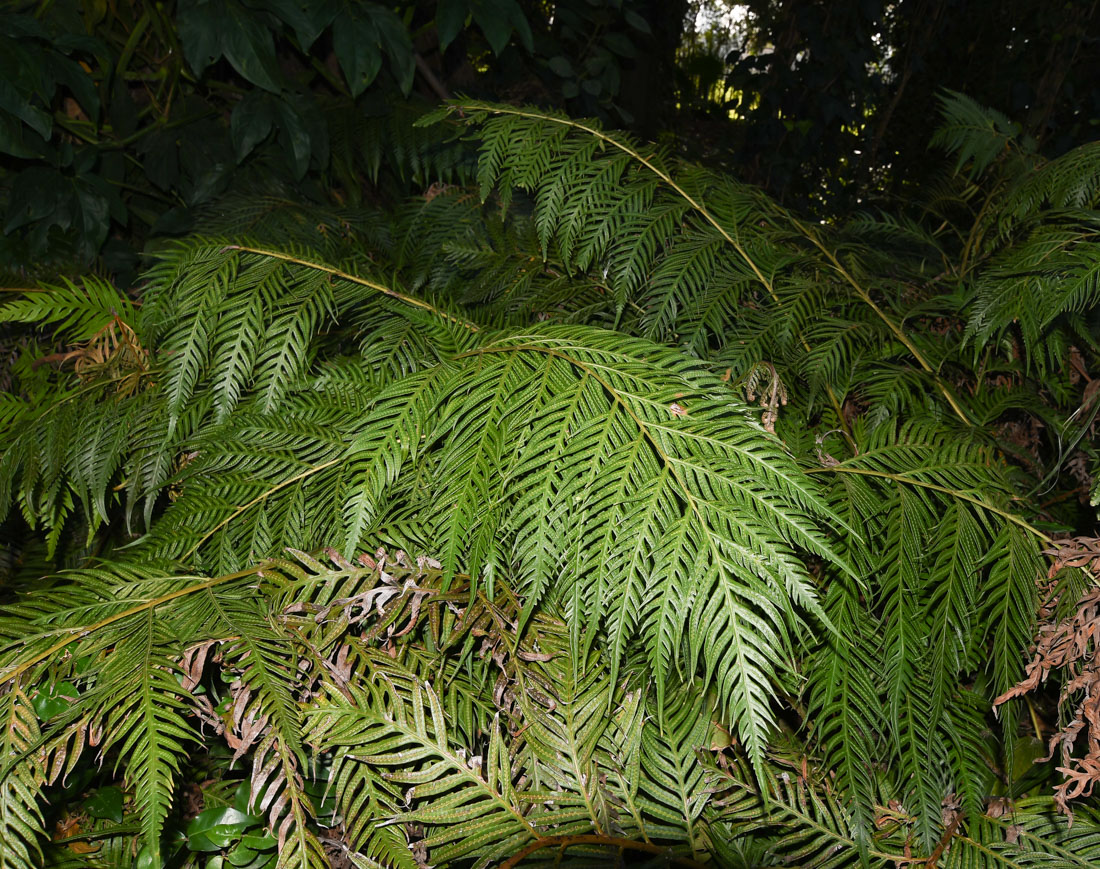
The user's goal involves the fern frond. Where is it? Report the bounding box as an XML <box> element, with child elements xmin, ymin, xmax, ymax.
<box><xmin>0</xmin><ymin>688</ymin><xmax>45</xmax><ymax>869</ymax></box>
<box><xmin>803</xmin><ymin>420</ymin><xmax>1046</xmax><ymax>843</ymax></box>
<box><xmin>93</xmin><ymin>616</ymin><xmax>196</xmax><ymax>861</ymax></box>
<box><xmin>326</xmin><ymin>326</ymin><xmax>851</xmax><ymax>773</ymax></box>
<box><xmin>1003</xmin><ymin>142</ymin><xmax>1100</xmax><ymax>224</ymax></box>
<box><xmin>949</xmin><ymin>799</ymin><xmax>1100</xmax><ymax>867</ymax></box>
<box><xmin>803</xmin><ymin>579</ymin><xmax>884</xmax><ymax>849</ymax></box>
<box><xmin>0</xmin><ymin>277</ymin><xmax>137</xmax><ymax>342</ymax></box>
<box><xmin>305</xmin><ymin>675</ymin><xmax>539</xmax><ymax>867</ymax></box>
<box><xmin>967</xmin><ymin>221</ymin><xmax>1100</xmax><ymax>373</ymax></box>
<box><xmin>512</xmin><ymin>624</ymin><xmax>620</xmax><ymax>839</ymax></box>
<box><xmin>634</xmin><ymin>685</ymin><xmax>713</xmax><ymax>858</ymax></box>
<box><xmin>711</xmin><ymin>759</ymin><xmax>881</xmax><ymax>868</ymax></box>
<box><xmin>930</xmin><ymin>90</ymin><xmax>1022</xmax><ymax>179</ymax></box>
<box><xmin>205</xmin><ymin>595</ymin><xmax>325</xmax><ymax>867</ymax></box>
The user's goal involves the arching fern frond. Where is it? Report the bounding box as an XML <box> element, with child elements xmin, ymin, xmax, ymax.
<box><xmin>3</xmin><ymin>90</ymin><xmax>1095</xmax><ymax>868</ymax></box>
<box><xmin>332</xmin><ymin>326</ymin><xmax>849</xmax><ymax>771</ymax></box>
<box><xmin>929</xmin><ymin>90</ymin><xmax>1024</xmax><ymax>180</ymax></box>
<box><xmin>0</xmin><ymin>688</ymin><xmax>46</xmax><ymax>869</ymax></box>
<box><xmin>967</xmin><ymin>220</ymin><xmax>1100</xmax><ymax>374</ymax></box>
<box><xmin>0</xmin><ymin>277</ymin><xmax>137</xmax><ymax>342</ymax></box>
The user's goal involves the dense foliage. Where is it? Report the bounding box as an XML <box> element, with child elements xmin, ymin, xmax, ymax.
<box><xmin>5</xmin><ymin>0</ymin><xmax>1098</xmax><ymax>279</ymax></box>
<box><xmin>2</xmin><ymin>86</ymin><xmax>1100</xmax><ymax>867</ymax></box>
<box><xmin>0</xmin><ymin>0</ymin><xmax>674</xmax><ymax>278</ymax></box>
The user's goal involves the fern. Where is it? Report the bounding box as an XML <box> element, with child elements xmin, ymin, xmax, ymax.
<box><xmin>929</xmin><ymin>90</ymin><xmax>1023</xmax><ymax>179</ymax></box>
<box><xmin>3</xmin><ymin>94</ymin><xmax>1098</xmax><ymax>867</ymax></box>
<box><xmin>0</xmin><ymin>689</ymin><xmax>46</xmax><ymax>869</ymax></box>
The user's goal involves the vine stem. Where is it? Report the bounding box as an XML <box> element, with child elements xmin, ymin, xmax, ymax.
<box><xmin>926</xmin><ymin>811</ymin><xmax>963</xmax><ymax>869</ymax></box>
<box><xmin>805</xmin><ymin>465</ymin><xmax>1052</xmax><ymax>542</ymax></box>
<box><xmin>0</xmin><ymin>566</ymin><xmax>264</xmax><ymax>686</ymax></box>
<box><xmin>224</xmin><ymin>245</ymin><xmax>480</xmax><ymax>332</ymax></box>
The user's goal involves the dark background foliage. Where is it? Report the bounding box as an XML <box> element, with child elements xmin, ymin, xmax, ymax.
<box><xmin>3</xmin><ymin>0</ymin><xmax>1097</xmax><ymax>279</ymax></box>
<box><xmin>3</xmin><ymin>2</ymin><xmax>1100</xmax><ymax>867</ymax></box>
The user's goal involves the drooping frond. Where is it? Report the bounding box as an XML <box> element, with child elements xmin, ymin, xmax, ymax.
<box><xmin>0</xmin><ymin>688</ymin><xmax>46</xmax><ymax>869</ymax></box>
<box><xmin>333</xmin><ymin>327</ymin><xmax>850</xmax><ymax>770</ymax></box>
<box><xmin>1000</xmin><ymin>142</ymin><xmax>1100</xmax><ymax>225</ymax></box>
<box><xmin>800</xmin><ymin>420</ymin><xmax>1046</xmax><ymax>844</ymax></box>
<box><xmin>946</xmin><ymin>799</ymin><xmax>1100</xmax><ymax>868</ymax></box>
<box><xmin>93</xmin><ymin>619</ymin><xmax>195</xmax><ymax>861</ymax></box>
<box><xmin>929</xmin><ymin>90</ymin><xmax>1024</xmax><ymax>179</ymax></box>
<box><xmin>967</xmin><ymin>220</ymin><xmax>1100</xmax><ymax>373</ymax></box>
<box><xmin>0</xmin><ymin>277</ymin><xmax>137</xmax><ymax>341</ymax></box>
<box><xmin>2</xmin><ymin>90</ymin><xmax>1094</xmax><ymax>867</ymax></box>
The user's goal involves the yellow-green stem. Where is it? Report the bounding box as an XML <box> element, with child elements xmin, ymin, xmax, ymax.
<box><xmin>0</xmin><ymin>566</ymin><xmax>264</xmax><ymax>686</ymax></box>
<box><xmin>226</xmin><ymin>245</ymin><xmax>480</xmax><ymax>332</ymax></box>
<box><xmin>806</xmin><ymin>465</ymin><xmax>1051</xmax><ymax>542</ymax></box>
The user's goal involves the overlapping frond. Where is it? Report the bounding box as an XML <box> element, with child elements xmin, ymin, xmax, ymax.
<box><xmin>929</xmin><ymin>90</ymin><xmax>1023</xmax><ymax>179</ymax></box>
<box><xmin>0</xmin><ymin>688</ymin><xmax>46</xmax><ymax>869</ymax></box>
<box><xmin>799</xmin><ymin>420</ymin><xmax>1046</xmax><ymax>844</ymax></box>
<box><xmin>967</xmin><ymin>220</ymin><xmax>1100</xmax><ymax>373</ymax></box>
<box><xmin>1</xmin><ymin>93</ymin><xmax>1092</xmax><ymax>867</ymax></box>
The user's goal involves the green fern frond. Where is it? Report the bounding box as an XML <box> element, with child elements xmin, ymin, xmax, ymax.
<box><xmin>801</xmin><ymin>419</ymin><xmax>1046</xmax><ymax>843</ymax></box>
<box><xmin>967</xmin><ymin>221</ymin><xmax>1100</xmax><ymax>373</ymax></box>
<box><xmin>949</xmin><ymin>799</ymin><xmax>1100</xmax><ymax>867</ymax></box>
<box><xmin>5</xmin><ymin>86</ymin><xmax>1100</xmax><ymax>869</ymax></box>
<box><xmin>203</xmin><ymin>594</ymin><xmax>325</xmax><ymax>867</ymax></box>
<box><xmin>711</xmin><ymin>759</ymin><xmax>881</xmax><ymax>868</ymax></box>
<box><xmin>305</xmin><ymin>675</ymin><xmax>539</xmax><ymax>867</ymax></box>
<box><xmin>930</xmin><ymin>90</ymin><xmax>1023</xmax><ymax>179</ymax></box>
<box><xmin>634</xmin><ymin>685</ymin><xmax>713</xmax><ymax>858</ymax></box>
<box><xmin>0</xmin><ymin>688</ymin><xmax>46</xmax><ymax>869</ymax></box>
<box><xmin>0</xmin><ymin>277</ymin><xmax>137</xmax><ymax>342</ymax></box>
<box><xmin>1003</xmin><ymin>142</ymin><xmax>1100</xmax><ymax>224</ymax></box>
<box><xmin>94</xmin><ymin>618</ymin><xmax>196</xmax><ymax>860</ymax></box>
<box><xmin>803</xmin><ymin>580</ymin><xmax>884</xmax><ymax>850</ymax></box>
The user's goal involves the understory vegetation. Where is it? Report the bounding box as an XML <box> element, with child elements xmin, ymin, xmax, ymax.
<box><xmin>3</xmin><ymin>93</ymin><xmax>1100</xmax><ymax>868</ymax></box>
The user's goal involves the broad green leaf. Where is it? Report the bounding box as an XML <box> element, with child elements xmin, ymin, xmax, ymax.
<box><xmin>32</xmin><ymin>681</ymin><xmax>79</xmax><ymax>721</ymax></box>
<box><xmin>332</xmin><ymin>9</ymin><xmax>383</xmax><ymax>98</ymax></box>
<box><xmin>186</xmin><ymin>807</ymin><xmax>256</xmax><ymax>852</ymax></box>
<box><xmin>436</xmin><ymin>0</ymin><xmax>468</xmax><ymax>50</ymax></box>
<box><xmin>84</xmin><ymin>786</ymin><xmax>125</xmax><ymax>823</ymax></box>
<box><xmin>471</xmin><ymin>0</ymin><xmax>519</xmax><ymax>55</ymax></box>
<box><xmin>219</xmin><ymin>1</ymin><xmax>283</xmax><ymax>92</ymax></box>
<box><xmin>231</xmin><ymin>92</ymin><xmax>276</xmax><ymax>162</ymax></box>
<box><xmin>274</xmin><ymin>98</ymin><xmax>313</xmax><ymax>178</ymax></box>
<box><xmin>178</xmin><ymin>0</ymin><xmax>223</xmax><ymax>77</ymax></box>
<box><xmin>0</xmin><ymin>79</ymin><xmax>51</xmax><ymax>139</ymax></box>
<box><xmin>548</xmin><ymin>56</ymin><xmax>573</xmax><ymax>77</ymax></box>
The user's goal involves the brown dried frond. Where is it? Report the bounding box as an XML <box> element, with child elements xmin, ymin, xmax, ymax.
<box><xmin>250</xmin><ymin>731</ymin><xmax>313</xmax><ymax>850</ymax></box>
<box><xmin>740</xmin><ymin>361</ymin><xmax>788</xmax><ymax>433</ymax></box>
<box><xmin>994</xmin><ymin>538</ymin><xmax>1100</xmax><ymax>817</ymax></box>
<box><xmin>34</xmin><ymin>317</ymin><xmax>152</xmax><ymax>397</ymax></box>
<box><xmin>1044</xmin><ymin>536</ymin><xmax>1100</xmax><ymax>579</ymax></box>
